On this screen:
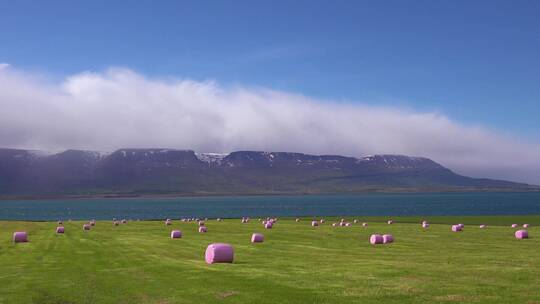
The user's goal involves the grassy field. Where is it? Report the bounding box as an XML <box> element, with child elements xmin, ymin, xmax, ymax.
<box><xmin>0</xmin><ymin>216</ymin><xmax>539</xmax><ymax>304</ymax></box>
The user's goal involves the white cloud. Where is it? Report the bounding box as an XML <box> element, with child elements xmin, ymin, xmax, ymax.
<box><xmin>0</xmin><ymin>66</ymin><xmax>539</xmax><ymax>184</ymax></box>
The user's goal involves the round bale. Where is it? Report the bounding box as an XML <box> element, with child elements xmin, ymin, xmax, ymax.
<box><xmin>382</xmin><ymin>234</ymin><xmax>394</xmax><ymax>244</ymax></box>
<box><xmin>515</xmin><ymin>230</ymin><xmax>528</xmax><ymax>239</ymax></box>
<box><xmin>13</xmin><ymin>232</ymin><xmax>28</xmax><ymax>243</ymax></box>
<box><xmin>205</xmin><ymin>243</ymin><xmax>234</xmax><ymax>264</ymax></box>
<box><xmin>370</xmin><ymin>234</ymin><xmax>383</xmax><ymax>245</ymax></box>
<box><xmin>170</xmin><ymin>230</ymin><xmax>182</xmax><ymax>238</ymax></box>
<box><xmin>199</xmin><ymin>226</ymin><xmax>207</xmax><ymax>233</ymax></box>
<box><xmin>451</xmin><ymin>225</ymin><xmax>462</xmax><ymax>232</ymax></box>
<box><xmin>56</xmin><ymin>226</ymin><xmax>65</xmax><ymax>234</ymax></box>
<box><xmin>251</xmin><ymin>233</ymin><xmax>264</xmax><ymax>243</ymax></box>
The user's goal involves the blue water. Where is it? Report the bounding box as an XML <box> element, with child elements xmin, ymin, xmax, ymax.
<box><xmin>0</xmin><ymin>192</ymin><xmax>539</xmax><ymax>221</ymax></box>
<box><xmin>2</xmin><ymin>192</ymin><xmax>540</xmax><ymax>221</ymax></box>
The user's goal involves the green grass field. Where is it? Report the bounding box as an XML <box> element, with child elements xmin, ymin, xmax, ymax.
<box><xmin>1</xmin><ymin>216</ymin><xmax>539</xmax><ymax>304</ymax></box>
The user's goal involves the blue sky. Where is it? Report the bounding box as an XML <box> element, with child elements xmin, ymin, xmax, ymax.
<box><xmin>1</xmin><ymin>0</ymin><xmax>539</xmax><ymax>137</ymax></box>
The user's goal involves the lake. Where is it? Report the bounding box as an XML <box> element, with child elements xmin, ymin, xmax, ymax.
<box><xmin>1</xmin><ymin>192</ymin><xmax>540</xmax><ymax>221</ymax></box>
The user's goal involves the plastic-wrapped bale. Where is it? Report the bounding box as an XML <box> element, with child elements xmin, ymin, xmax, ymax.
<box><xmin>241</xmin><ymin>218</ymin><xmax>248</xmax><ymax>224</ymax></box>
<box><xmin>83</xmin><ymin>224</ymin><xmax>91</xmax><ymax>231</ymax></box>
<box><xmin>217</xmin><ymin>218</ymin><xmax>222</xmax><ymax>222</ymax></box>
<box><xmin>121</xmin><ymin>219</ymin><xmax>127</xmax><ymax>224</ymax></box>
<box><xmin>295</xmin><ymin>218</ymin><xmax>300</xmax><ymax>222</ymax></box>
<box><xmin>56</xmin><ymin>226</ymin><xmax>65</xmax><ymax>234</ymax></box>
<box><xmin>199</xmin><ymin>226</ymin><xmax>207</xmax><ymax>233</ymax></box>
<box><xmin>170</xmin><ymin>230</ymin><xmax>182</xmax><ymax>238</ymax></box>
<box><xmin>320</xmin><ymin>219</ymin><xmax>325</xmax><ymax>224</ymax></box>
<box><xmin>362</xmin><ymin>223</ymin><xmax>368</xmax><ymax>227</ymax></box>
<box><xmin>332</xmin><ymin>223</ymin><xmax>337</xmax><ymax>227</ymax></box>
<box><xmin>90</xmin><ymin>220</ymin><xmax>96</xmax><ymax>226</ymax></box>
<box><xmin>311</xmin><ymin>221</ymin><xmax>319</xmax><ymax>227</ymax></box>
<box><xmin>451</xmin><ymin>225</ymin><xmax>462</xmax><ymax>232</ymax></box>
<box><xmin>265</xmin><ymin>222</ymin><xmax>273</xmax><ymax>229</ymax></box>
<box><xmin>205</xmin><ymin>243</ymin><xmax>234</xmax><ymax>264</ymax></box>
<box><xmin>515</xmin><ymin>230</ymin><xmax>528</xmax><ymax>239</ymax></box>
<box><xmin>370</xmin><ymin>234</ymin><xmax>383</xmax><ymax>245</ymax></box>
<box><xmin>339</xmin><ymin>222</ymin><xmax>346</xmax><ymax>227</ymax></box>
<box><xmin>165</xmin><ymin>220</ymin><xmax>172</xmax><ymax>226</ymax></box>
<box><xmin>479</xmin><ymin>224</ymin><xmax>487</xmax><ymax>229</ymax></box>
<box><xmin>13</xmin><ymin>232</ymin><xmax>28</xmax><ymax>243</ymax></box>
<box><xmin>199</xmin><ymin>221</ymin><xmax>205</xmax><ymax>226</ymax></box>
<box><xmin>511</xmin><ymin>224</ymin><xmax>518</xmax><ymax>228</ymax></box>
<box><xmin>353</xmin><ymin>219</ymin><xmax>358</xmax><ymax>223</ymax></box>
<box><xmin>458</xmin><ymin>223</ymin><xmax>464</xmax><ymax>229</ymax></box>
<box><xmin>422</xmin><ymin>222</ymin><xmax>430</xmax><ymax>228</ymax></box>
<box><xmin>251</xmin><ymin>233</ymin><xmax>264</xmax><ymax>243</ymax></box>
<box><xmin>382</xmin><ymin>234</ymin><xmax>394</xmax><ymax>244</ymax></box>
<box><xmin>523</xmin><ymin>224</ymin><xmax>530</xmax><ymax>228</ymax></box>
<box><xmin>113</xmin><ymin>221</ymin><xmax>119</xmax><ymax>226</ymax></box>
<box><xmin>345</xmin><ymin>223</ymin><xmax>352</xmax><ymax>227</ymax></box>
<box><xmin>387</xmin><ymin>220</ymin><xmax>394</xmax><ymax>225</ymax></box>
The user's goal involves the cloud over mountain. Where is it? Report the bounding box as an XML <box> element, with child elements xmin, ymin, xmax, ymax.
<box><xmin>0</xmin><ymin>66</ymin><xmax>539</xmax><ymax>184</ymax></box>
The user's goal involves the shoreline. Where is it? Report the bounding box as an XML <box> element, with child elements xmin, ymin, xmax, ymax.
<box><xmin>1</xmin><ymin>187</ymin><xmax>539</xmax><ymax>201</ymax></box>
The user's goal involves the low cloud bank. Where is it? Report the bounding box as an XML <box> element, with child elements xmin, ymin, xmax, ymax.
<box><xmin>0</xmin><ymin>66</ymin><xmax>539</xmax><ymax>184</ymax></box>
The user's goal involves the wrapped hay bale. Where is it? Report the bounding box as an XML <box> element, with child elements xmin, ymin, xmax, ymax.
<box><xmin>170</xmin><ymin>230</ymin><xmax>182</xmax><ymax>239</ymax></box>
<box><xmin>13</xmin><ymin>232</ymin><xmax>28</xmax><ymax>243</ymax></box>
<box><xmin>251</xmin><ymin>233</ymin><xmax>264</xmax><ymax>243</ymax></box>
<box><xmin>205</xmin><ymin>243</ymin><xmax>234</xmax><ymax>264</ymax></box>
<box><xmin>370</xmin><ymin>234</ymin><xmax>383</xmax><ymax>245</ymax></box>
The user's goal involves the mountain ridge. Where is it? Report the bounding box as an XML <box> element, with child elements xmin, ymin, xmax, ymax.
<box><xmin>0</xmin><ymin>147</ymin><xmax>537</xmax><ymax>198</ymax></box>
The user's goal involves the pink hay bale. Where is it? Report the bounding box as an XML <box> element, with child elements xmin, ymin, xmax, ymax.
<box><xmin>199</xmin><ymin>226</ymin><xmax>207</xmax><ymax>233</ymax></box>
<box><xmin>90</xmin><ymin>220</ymin><xmax>96</xmax><ymax>226</ymax></box>
<box><xmin>13</xmin><ymin>232</ymin><xmax>28</xmax><ymax>243</ymax></box>
<box><xmin>241</xmin><ymin>219</ymin><xmax>248</xmax><ymax>223</ymax></box>
<box><xmin>311</xmin><ymin>221</ymin><xmax>319</xmax><ymax>227</ymax></box>
<box><xmin>451</xmin><ymin>225</ymin><xmax>462</xmax><ymax>232</ymax></box>
<box><xmin>362</xmin><ymin>223</ymin><xmax>368</xmax><ymax>227</ymax></box>
<box><xmin>458</xmin><ymin>223</ymin><xmax>464</xmax><ymax>229</ymax></box>
<box><xmin>523</xmin><ymin>224</ymin><xmax>530</xmax><ymax>228</ymax></box>
<box><xmin>515</xmin><ymin>230</ymin><xmax>528</xmax><ymax>239</ymax></box>
<box><xmin>339</xmin><ymin>222</ymin><xmax>346</xmax><ymax>227</ymax></box>
<box><xmin>121</xmin><ymin>219</ymin><xmax>127</xmax><ymax>224</ymax></box>
<box><xmin>205</xmin><ymin>243</ymin><xmax>234</xmax><ymax>264</ymax></box>
<box><xmin>422</xmin><ymin>223</ymin><xmax>430</xmax><ymax>228</ymax></box>
<box><xmin>83</xmin><ymin>224</ymin><xmax>91</xmax><ymax>231</ymax></box>
<box><xmin>511</xmin><ymin>224</ymin><xmax>518</xmax><ymax>228</ymax></box>
<box><xmin>387</xmin><ymin>220</ymin><xmax>394</xmax><ymax>225</ymax></box>
<box><xmin>370</xmin><ymin>234</ymin><xmax>383</xmax><ymax>245</ymax></box>
<box><xmin>345</xmin><ymin>223</ymin><xmax>352</xmax><ymax>227</ymax></box>
<box><xmin>251</xmin><ymin>233</ymin><xmax>264</xmax><ymax>243</ymax></box>
<box><xmin>382</xmin><ymin>234</ymin><xmax>394</xmax><ymax>244</ymax></box>
<box><xmin>170</xmin><ymin>230</ymin><xmax>182</xmax><ymax>238</ymax></box>
<box><xmin>56</xmin><ymin>226</ymin><xmax>65</xmax><ymax>234</ymax></box>
<box><xmin>199</xmin><ymin>221</ymin><xmax>205</xmax><ymax>226</ymax></box>
<box><xmin>265</xmin><ymin>222</ymin><xmax>273</xmax><ymax>229</ymax></box>
<box><xmin>479</xmin><ymin>224</ymin><xmax>487</xmax><ymax>229</ymax></box>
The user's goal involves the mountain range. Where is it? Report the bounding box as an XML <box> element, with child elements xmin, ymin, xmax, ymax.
<box><xmin>0</xmin><ymin>148</ymin><xmax>537</xmax><ymax>198</ymax></box>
